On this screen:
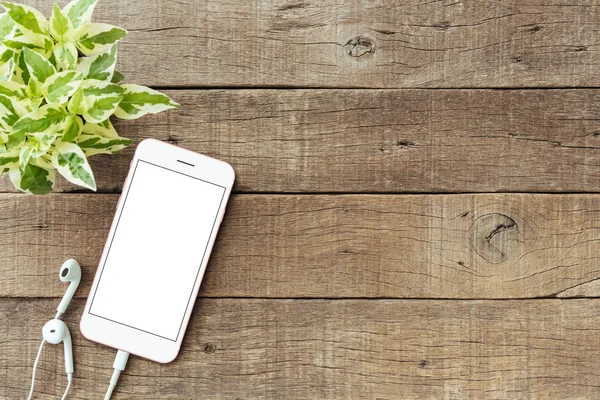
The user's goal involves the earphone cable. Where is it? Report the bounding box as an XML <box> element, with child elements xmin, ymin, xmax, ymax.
<box><xmin>28</xmin><ymin>339</ymin><xmax>72</xmax><ymax>400</ymax></box>
<box><xmin>104</xmin><ymin>350</ymin><xmax>130</xmax><ymax>400</ymax></box>
<box><xmin>61</xmin><ymin>374</ymin><xmax>72</xmax><ymax>400</ymax></box>
<box><xmin>28</xmin><ymin>339</ymin><xmax>45</xmax><ymax>400</ymax></box>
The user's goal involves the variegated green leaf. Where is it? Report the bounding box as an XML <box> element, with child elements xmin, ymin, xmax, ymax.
<box><xmin>0</xmin><ymin>150</ymin><xmax>18</xmax><ymax>168</ymax></box>
<box><xmin>0</xmin><ymin>2</ymin><xmax>48</xmax><ymax>37</ymax></box>
<box><xmin>22</xmin><ymin>47</ymin><xmax>55</xmax><ymax>84</ymax></box>
<box><xmin>76</xmin><ymin>23</ymin><xmax>126</xmax><ymax>55</ymax></box>
<box><xmin>0</xmin><ymin>12</ymin><xmax>17</xmax><ymax>40</ymax></box>
<box><xmin>115</xmin><ymin>84</ymin><xmax>179</xmax><ymax>120</ymax></box>
<box><xmin>18</xmin><ymin>141</ymin><xmax>32</xmax><ymax>167</ymax></box>
<box><xmin>76</xmin><ymin>81</ymin><xmax>124</xmax><ymax>123</ymax></box>
<box><xmin>50</xmin><ymin>3</ymin><xmax>75</xmax><ymax>42</ymax></box>
<box><xmin>63</xmin><ymin>0</ymin><xmax>97</xmax><ymax>29</ymax></box>
<box><xmin>77</xmin><ymin>125</ymin><xmax>131</xmax><ymax>156</ymax></box>
<box><xmin>67</xmin><ymin>87</ymin><xmax>86</xmax><ymax>114</ymax></box>
<box><xmin>111</xmin><ymin>69</ymin><xmax>124</xmax><ymax>83</ymax></box>
<box><xmin>27</xmin><ymin>76</ymin><xmax>41</xmax><ymax>97</ymax></box>
<box><xmin>0</xmin><ymin>92</ymin><xmax>27</xmax><ymax>128</ymax></box>
<box><xmin>52</xmin><ymin>141</ymin><xmax>95</xmax><ymax>190</ymax></box>
<box><xmin>12</xmin><ymin>49</ymin><xmax>29</xmax><ymax>84</ymax></box>
<box><xmin>0</xmin><ymin>80</ymin><xmax>28</xmax><ymax>99</ymax></box>
<box><xmin>29</xmin><ymin>96</ymin><xmax>43</xmax><ymax>112</ymax></box>
<box><xmin>53</xmin><ymin>41</ymin><xmax>78</xmax><ymax>71</ymax></box>
<box><xmin>12</xmin><ymin>104</ymin><xmax>67</xmax><ymax>135</ymax></box>
<box><xmin>3</xmin><ymin>31</ymin><xmax>53</xmax><ymax>55</ymax></box>
<box><xmin>4</xmin><ymin>127</ymin><xmax>23</xmax><ymax>149</ymax></box>
<box><xmin>91</xmin><ymin>118</ymin><xmax>118</xmax><ymax>138</ymax></box>
<box><xmin>33</xmin><ymin>153</ymin><xmax>53</xmax><ymax>170</ymax></box>
<box><xmin>62</xmin><ymin>113</ymin><xmax>82</xmax><ymax>142</ymax></box>
<box><xmin>42</xmin><ymin>70</ymin><xmax>83</xmax><ymax>104</ymax></box>
<box><xmin>76</xmin><ymin>44</ymin><xmax>116</xmax><ymax>81</ymax></box>
<box><xmin>9</xmin><ymin>161</ymin><xmax>55</xmax><ymax>194</ymax></box>
<box><xmin>0</xmin><ymin>51</ymin><xmax>16</xmax><ymax>81</ymax></box>
<box><xmin>28</xmin><ymin>132</ymin><xmax>56</xmax><ymax>157</ymax></box>
<box><xmin>0</xmin><ymin>43</ymin><xmax>14</xmax><ymax>62</ymax></box>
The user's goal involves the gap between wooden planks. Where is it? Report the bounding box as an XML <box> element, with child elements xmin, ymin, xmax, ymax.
<box><xmin>2</xmin><ymin>193</ymin><xmax>600</xmax><ymax>299</ymax></box>
<box><xmin>2</xmin><ymin>298</ymin><xmax>600</xmax><ymax>399</ymax></box>
<box><xmin>21</xmin><ymin>0</ymin><xmax>600</xmax><ymax>88</ymax></box>
<box><xmin>2</xmin><ymin>89</ymin><xmax>600</xmax><ymax>194</ymax></box>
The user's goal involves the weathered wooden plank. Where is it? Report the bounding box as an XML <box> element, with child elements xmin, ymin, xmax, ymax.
<box><xmin>2</xmin><ymin>193</ymin><xmax>600</xmax><ymax>299</ymax></box>
<box><xmin>3</xmin><ymin>89</ymin><xmax>600</xmax><ymax>193</ymax></box>
<box><xmin>2</xmin><ymin>298</ymin><xmax>600</xmax><ymax>399</ymax></box>
<box><xmin>20</xmin><ymin>0</ymin><xmax>600</xmax><ymax>88</ymax></box>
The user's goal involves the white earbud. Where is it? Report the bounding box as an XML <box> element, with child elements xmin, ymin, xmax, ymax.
<box><xmin>42</xmin><ymin>319</ymin><xmax>74</xmax><ymax>375</ymax></box>
<box><xmin>28</xmin><ymin>259</ymin><xmax>81</xmax><ymax>400</ymax></box>
<box><xmin>57</xmin><ymin>259</ymin><xmax>81</xmax><ymax>317</ymax></box>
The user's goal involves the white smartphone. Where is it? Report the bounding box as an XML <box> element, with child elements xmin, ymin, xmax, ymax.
<box><xmin>80</xmin><ymin>138</ymin><xmax>234</xmax><ymax>363</ymax></box>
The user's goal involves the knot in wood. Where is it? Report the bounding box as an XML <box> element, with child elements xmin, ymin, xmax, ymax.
<box><xmin>344</xmin><ymin>35</ymin><xmax>375</xmax><ymax>57</ymax></box>
<box><xmin>472</xmin><ymin>213</ymin><xmax>519</xmax><ymax>263</ymax></box>
<box><xmin>203</xmin><ymin>343</ymin><xmax>217</xmax><ymax>353</ymax></box>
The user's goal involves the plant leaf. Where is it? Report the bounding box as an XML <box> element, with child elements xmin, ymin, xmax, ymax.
<box><xmin>33</xmin><ymin>153</ymin><xmax>53</xmax><ymax>170</ymax></box>
<box><xmin>76</xmin><ymin>81</ymin><xmax>124</xmax><ymax>123</ymax></box>
<box><xmin>10</xmin><ymin>161</ymin><xmax>55</xmax><ymax>194</ymax></box>
<box><xmin>0</xmin><ymin>80</ymin><xmax>28</xmax><ymax>99</ymax></box>
<box><xmin>12</xmin><ymin>49</ymin><xmax>29</xmax><ymax>84</ymax></box>
<box><xmin>76</xmin><ymin>44</ymin><xmax>116</xmax><ymax>81</ymax></box>
<box><xmin>3</xmin><ymin>32</ymin><xmax>53</xmax><ymax>58</ymax></box>
<box><xmin>13</xmin><ymin>103</ymin><xmax>67</xmax><ymax>135</ymax></box>
<box><xmin>67</xmin><ymin>87</ymin><xmax>86</xmax><ymax>114</ymax></box>
<box><xmin>29</xmin><ymin>96</ymin><xmax>43</xmax><ymax>112</ymax></box>
<box><xmin>82</xmin><ymin>119</ymin><xmax>119</xmax><ymax>138</ymax></box>
<box><xmin>0</xmin><ymin>92</ymin><xmax>27</xmax><ymax>127</ymax></box>
<box><xmin>0</xmin><ymin>150</ymin><xmax>19</xmax><ymax>168</ymax></box>
<box><xmin>63</xmin><ymin>0</ymin><xmax>98</xmax><ymax>29</ymax></box>
<box><xmin>0</xmin><ymin>2</ymin><xmax>48</xmax><ymax>36</ymax></box>
<box><xmin>62</xmin><ymin>113</ymin><xmax>82</xmax><ymax>142</ymax></box>
<box><xmin>42</xmin><ymin>70</ymin><xmax>84</xmax><ymax>104</ymax></box>
<box><xmin>23</xmin><ymin>46</ymin><xmax>56</xmax><ymax>97</ymax></box>
<box><xmin>0</xmin><ymin>51</ymin><xmax>16</xmax><ymax>81</ymax></box>
<box><xmin>5</xmin><ymin>129</ymin><xmax>23</xmax><ymax>149</ymax></box>
<box><xmin>52</xmin><ymin>141</ymin><xmax>96</xmax><ymax>190</ymax></box>
<box><xmin>53</xmin><ymin>41</ymin><xmax>78</xmax><ymax>71</ymax></box>
<box><xmin>95</xmin><ymin>118</ymin><xmax>119</xmax><ymax>137</ymax></box>
<box><xmin>50</xmin><ymin>3</ymin><xmax>75</xmax><ymax>42</ymax></box>
<box><xmin>76</xmin><ymin>23</ymin><xmax>126</xmax><ymax>55</ymax></box>
<box><xmin>28</xmin><ymin>132</ymin><xmax>56</xmax><ymax>157</ymax></box>
<box><xmin>0</xmin><ymin>12</ymin><xmax>17</xmax><ymax>41</ymax></box>
<box><xmin>111</xmin><ymin>69</ymin><xmax>124</xmax><ymax>83</ymax></box>
<box><xmin>22</xmin><ymin>47</ymin><xmax>55</xmax><ymax>84</ymax></box>
<box><xmin>0</xmin><ymin>43</ymin><xmax>15</xmax><ymax>63</ymax></box>
<box><xmin>115</xmin><ymin>84</ymin><xmax>179</xmax><ymax>120</ymax></box>
<box><xmin>78</xmin><ymin>123</ymin><xmax>131</xmax><ymax>156</ymax></box>
<box><xmin>18</xmin><ymin>142</ymin><xmax>32</xmax><ymax>168</ymax></box>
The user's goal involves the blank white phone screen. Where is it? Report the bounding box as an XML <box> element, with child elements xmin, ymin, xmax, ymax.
<box><xmin>90</xmin><ymin>160</ymin><xmax>225</xmax><ymax>341</ymax></box>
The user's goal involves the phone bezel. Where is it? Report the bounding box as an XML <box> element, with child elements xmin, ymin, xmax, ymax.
<box><xmin>80</xmin><ymin>138</ymin><xmax>235</xmax><ymax>363</ymax></box>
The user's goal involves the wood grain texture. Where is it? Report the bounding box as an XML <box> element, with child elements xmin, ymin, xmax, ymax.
<box><xmin>3</xmin><ymin>89</ymin><xmax>600</xmax><ymax>193</ymax></box>
<box><xmin>2</xmin><ymin>193</ymin><xmax>600</xmax><ymax>299</ymax></box>
<box><xmin>2</xmin><ymin>298</ymin><xmax>600</xmax><ymax>399</ymax></box>
<box><xmin>3</xmin><ymin>1</ymin><xmax>598</xmax><ymax>398</ymax></box>
<box><xmin>19</xmin><ymin>0</ymin><xmax>600</xmax><ymax>88</ymax></box>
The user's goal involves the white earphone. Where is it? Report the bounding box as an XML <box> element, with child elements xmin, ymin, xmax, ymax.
<box><xmin>29</xmin><ymin>259</ymin><xmax>81</xmax><ymax>400</ymax></box>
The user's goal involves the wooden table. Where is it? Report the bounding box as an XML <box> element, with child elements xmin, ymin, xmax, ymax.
<box><xmin>3</xmin><ymin>0</ymin><xmax>600</xmax><ymax>398</ymax></box>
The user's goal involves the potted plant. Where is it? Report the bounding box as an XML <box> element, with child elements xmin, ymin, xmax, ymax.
<box><xmin>0</xmin><ymin>0</ymin><xmax>179</xmax><ymax>194</ymax></box>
